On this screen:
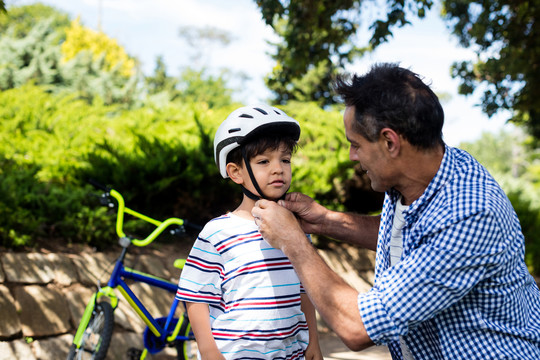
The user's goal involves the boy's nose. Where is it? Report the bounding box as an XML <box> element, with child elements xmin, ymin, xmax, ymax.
<box><xmin>272</xmin><ymin>162</ymin><xmax>284</xmax><ymax>174</ymax></box>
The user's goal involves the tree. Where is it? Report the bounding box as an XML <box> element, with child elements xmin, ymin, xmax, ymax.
<box><xmin>0</xmin><ymin>5</ymin><xmax>140</xmax><ymax>106</ymax></box>
<box><xmin>0</xmin><ymin>18</ymin><xmax>64</xmax><ymax>90</ymax></box>
<box><xmin>144</xmin><ymin>55</ymin><xmax>179</xmax><ymax>97</ymax></box>
<box><xmin>442</xmin><ymin>0</ymin><xmax>540</xmax><ymax>140</ymax></box>
<box><xmin>176</xmin><ymin>67</ymin><xmax>233</xmax><ymax>108</ymax></box>
<box><xmin>0</xmin><ymin>3</ymin><xmax>70</xmax><ymax>37</ymax></box>
<box><xmin>254</xmin><ymin>0</ymin><xmax>433</xmax><ymax>106</ymax></box>
<box><xmin>62</xmin><ymin>17</ymin><xmax>136</xmax><ymax>78</ymax></box>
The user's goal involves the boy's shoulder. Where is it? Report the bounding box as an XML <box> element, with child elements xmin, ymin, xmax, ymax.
<box><xmin>199</xmin><ymin>213</ymin><xmax>254</xmax><ymax>238</ymax></box>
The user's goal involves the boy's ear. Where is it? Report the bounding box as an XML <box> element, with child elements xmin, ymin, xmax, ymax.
<box><xmin>226</xmin><ymin>163</ymin><xmax>244</xmax><ymax>185</ymax></box>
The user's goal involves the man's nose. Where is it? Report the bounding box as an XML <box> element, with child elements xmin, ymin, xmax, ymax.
<box><xmin>349</xmin><ymin>147</ymin><xmax>358</xmax><ymax>161</ymax></box>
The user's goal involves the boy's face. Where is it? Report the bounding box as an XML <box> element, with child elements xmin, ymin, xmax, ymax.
<box><xmin>241</xmin><ymin>144</ymin><xmax>293</xmax><ymax>201</ymax></box>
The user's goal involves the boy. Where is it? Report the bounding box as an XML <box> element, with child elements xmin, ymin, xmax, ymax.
<box><xmin>176</xmin><ymin>104</ymin><xmax>322</xmax><ymax>360</ymax></box>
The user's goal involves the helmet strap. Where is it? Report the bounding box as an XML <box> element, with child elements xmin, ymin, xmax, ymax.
<box><xmin>240</xmin><ymin>185</ymin><xmax>261</xmax><ymax>201</ymax></box>
<box><xmin>242</xmin><ymin>147</ymin><xmax>267</xmax><ymax>200</ymax></box>
<box><xmin>241</xmin><ymin>147</ymin><xmax>288</xmax><ymax>202</ymax></box>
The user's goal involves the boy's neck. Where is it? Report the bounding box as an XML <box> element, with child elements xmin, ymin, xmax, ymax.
<box><xmin>232</xmin><ymin>195</ymin><xmax>257</xmax><ymax>220</ymax></box>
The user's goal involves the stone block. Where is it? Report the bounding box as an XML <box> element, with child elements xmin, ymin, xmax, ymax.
<box><xmin>45</xmin><ymin>253</ymin><xmax>79</xmax><ymax>286</ymax></box>
<box><xmin>136</xmin><ymin>254</ymin><xmax>173</xmax><ymax>282</ymax></box>
<box><xmin>31</xmin><ymin>333</ymin><xmax>71</xmax><ymax>360</ymax></box>
<box><xmin>70</xmin><ymin>252</ymin><xmax>115</xmax><ymax>286</ymax></box>
<box><xmin>0</xmin><ymin>285</ymin><xmax>22</xmax><ymax>339</ymax></box>
<box><xmin>63</xmin><ymin>284</ymin><xmax>95</xmax><ymax>328</ymax></box>
<box><xmin>1</xmin><ymin>253</ymin><xmax>55</xmax><ymax>284</ymax></box>
<box><xmin>0</xmin><ymin>339</ymin><xmax>37</xmax><ymax>360</ymax></box>
<box><xmin>14</xmin><ymin>285</ymin><xmax>71</xmax><ymax>337</ymax></box>
<box><xmin>109</xmin><ymin>332</ymin><xmax>144</xmax><ymax>360</ymax></box>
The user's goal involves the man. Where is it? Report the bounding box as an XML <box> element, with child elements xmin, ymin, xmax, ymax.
<box><xmin>251</xmin><ymin>63</ymin><xmax>540</xmax><ymax>359</ymax></box>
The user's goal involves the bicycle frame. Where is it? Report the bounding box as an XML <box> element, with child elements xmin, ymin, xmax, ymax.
<box><xmin>71</xmin><ymin>185</ymin><xmax>193</xmax><ymax>358</ymax></box>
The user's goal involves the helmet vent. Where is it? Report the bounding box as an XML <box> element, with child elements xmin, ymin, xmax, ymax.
<box><xmin>239</xmin><ymin>114</ymin><xmax>253</xmax><ymax>118</ymax></box>
<box><xmin>253</xmin><ymin>107</ymin><xmax>268</xmax><ymax>115</ymax></box>
<box><xmin>228</xmin><ymin>128</ymin><xmax>241</xmax><ymax>133</ymax></box>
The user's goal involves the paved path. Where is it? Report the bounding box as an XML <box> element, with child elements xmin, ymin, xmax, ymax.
<box><xmin>320</xmin><ymin>332</ymin><xmax>392</xmax><ymax>360</ymax></box>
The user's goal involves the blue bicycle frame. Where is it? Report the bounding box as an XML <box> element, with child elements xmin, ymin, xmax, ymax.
<box><xmin>72</xmin><ymin>183</ymin><xmax>194</xmax><ymax>358</ymax></box>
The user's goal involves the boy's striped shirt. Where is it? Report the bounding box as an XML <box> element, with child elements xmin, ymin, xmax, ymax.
<box><xmin>176</xmin><ymin>213</ymin><xmax>309</xmax><ymax>359</ymax></box>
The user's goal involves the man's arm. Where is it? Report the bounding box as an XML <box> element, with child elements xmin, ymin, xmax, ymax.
<box><xmin>280</xmin><ymin>192</ymin><xmax>380</xmax><ymax>251</ymax></box>
<box><xmin>252</xmin><ymin>200</ymin><xmax>374</xmax><ymax>350</ymax></box>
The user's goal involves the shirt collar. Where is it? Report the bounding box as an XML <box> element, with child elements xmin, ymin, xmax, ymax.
<box><xmin>388</xmin><ymin>144</ymin><xmax>454</xmax><ymax>215</ymax></box>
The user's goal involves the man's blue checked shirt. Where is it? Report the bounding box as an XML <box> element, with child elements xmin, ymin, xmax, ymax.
<box><xmin>357</xmin><ymin>146</ymin><xmax>540</xmax><ymax>360</ymax></box>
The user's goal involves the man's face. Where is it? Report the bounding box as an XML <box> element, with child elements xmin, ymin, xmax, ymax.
<box><xmin>344</xmin><ymin>106</ymin><xmax>392</xmax><ymax>192</ymax></box>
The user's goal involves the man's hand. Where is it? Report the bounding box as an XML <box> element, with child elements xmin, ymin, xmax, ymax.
<box><xmin>252</xmin><ymin>199</ymin><xmax>308</xmax><ymax>253</ymax></box>
<box><xmin>278</xmin><ymin>192</ymin><xmax>329</xmax><ymax>235</ymax></box>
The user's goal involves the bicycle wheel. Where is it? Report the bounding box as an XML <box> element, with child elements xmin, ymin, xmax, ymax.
<box><xmin>175</xmin><ymin>316</ymin><xmax>197</xmax><ymax>360</ymax></box>
<box><xmin>67</xmin><ymin>301</ymin><xmax>114</xmax><ymax>360</ymax></box>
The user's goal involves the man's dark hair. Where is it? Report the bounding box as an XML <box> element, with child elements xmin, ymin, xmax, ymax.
<box><xmin>334</xmin><ymin>63</ymin><xmax>444</xmax><ymax>149</ymax></box>
<box><xmin>227</xmin><ymin>135</ymin><xmax>298</xmax><ymax>167</ymax></box>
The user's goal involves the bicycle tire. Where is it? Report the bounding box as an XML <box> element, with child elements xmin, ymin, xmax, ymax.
<box><xmin>175</xmin><ymin>316</ymin><xmax>196</xmax><ymax>360</ymax></box>
<box><xmin>67</xmin><ymin>301</ymin><xmax>114</xmax><ymax>360</ymax></box>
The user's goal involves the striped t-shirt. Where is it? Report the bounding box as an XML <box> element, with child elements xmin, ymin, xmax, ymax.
<box><xmin>176</xmin><ymin>212</ymin><xmax>309</xmax><ymax>360</ymax></box>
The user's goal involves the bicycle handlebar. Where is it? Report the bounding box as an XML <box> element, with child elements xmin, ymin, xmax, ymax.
<box><xmin>88</xmin><ymin>179</ymin><xmax>188</xmax><ymax>247</ymax></box>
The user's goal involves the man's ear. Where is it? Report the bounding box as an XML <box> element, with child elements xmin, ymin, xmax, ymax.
<box><xmin>380</xmin><ymin>128</ymin><xmax>401</xmax><ymax>158</ymax></box>
<box><xmin>226</xmin><ymin>163</ymin><xmax>244</xmax><ymax>185</ymax></box>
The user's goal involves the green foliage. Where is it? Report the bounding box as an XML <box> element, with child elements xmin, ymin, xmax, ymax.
<box><xmin>459</xmin><ymin>130</ymin><xmax>526</xmax><ymax>176</ymax></box>
<box><xmin>442</xmin><ymin>0</ymin><xmax>540</xmax><ymax>140</ymax></box>
<box><xmin>282</xmin><ymin>102</ymin><xmax>354</xmax><ymax>209</ymax></box>
<box><xmin>255</xmin><ymin>0</ymin><xmax>433</xmax><ymax>106</ymax></box>
<box><xmin>0</xmin><ymin>3</ymin><xmax>70</xmax><ymax>37</ymax></box>
<box><xmin>0</xmin><ymin>84</ymin><xmax>360</xmax><ymax>248</ymax></box>
<box><xmin>0</xmin><ymin>4</ymin><xmax>141</xmax><ymax>106</ymax></box>
<box><xmin>61</xmin><ymin>18</ymin><xmax>136</xmax><ymax>77</ymax></box>
<box><xmin>144</xmin><ymin>56</ymin><xmax>179</xmax><ymax>97</ymax></box>
<box><xmin>144</xmin><ymin>60</ymin><xmax>234</xmax><ymax>109</ymax></box>
<box><xmin>0</xmin><ymin>154</ymin><xmax>113</xmax><ymax>248</ymax></box>
<box><xmin>508</xmin><ymin>192</ymin><xmax>540</xmax><ymax>276</ymax></box>
<box><xmin>258</xmin><ymin>0</ymin><xmax>367</xmax><ymax>106</ymax></box>
<box><xmin>0</xmin><ymin>18</ymin><xmax>64</xmax><ymax>90</ymax></box>
<box><xmin>175</xmin><ymin>67</ymin><xmax>233</xmax><ymax>108</ymax></box>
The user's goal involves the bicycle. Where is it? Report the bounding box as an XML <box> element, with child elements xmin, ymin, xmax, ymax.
<box><xmin>67</xmin><ymin>180</ymin><xmax>199</xmax><ymax>360</ymax></box>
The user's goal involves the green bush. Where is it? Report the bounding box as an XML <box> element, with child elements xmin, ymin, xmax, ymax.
<box><xmin>0</xmin><ymin>86</ymin><xmax>357</xmax><ymax>249</ymax></box>
<box><xmin>0</xmin><ymin>155</ymin><xmax>114</xmax><ymax>248</ymax></box>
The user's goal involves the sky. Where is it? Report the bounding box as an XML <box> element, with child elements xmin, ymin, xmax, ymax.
<box><xmin>12</xmin><ymin>0</ymin><xmax>514</xmax><ymax>147</ymax></box>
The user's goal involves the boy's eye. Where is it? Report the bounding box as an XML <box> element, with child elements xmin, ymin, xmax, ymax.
<box><xmin>282</xmin><ymin>158</ymin><xmax>291</xmax><ymax>164</ymax></box>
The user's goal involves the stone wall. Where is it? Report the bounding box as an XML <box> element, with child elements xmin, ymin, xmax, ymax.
<box><xmin>0</xmin><ymin>244</ymin><xmax>191</xmax><ymax>360</ymax></box>
<box><xmin>0</xmin><ymin>242</ymin><xmax>376</xmax><ymax>360</ymax></box>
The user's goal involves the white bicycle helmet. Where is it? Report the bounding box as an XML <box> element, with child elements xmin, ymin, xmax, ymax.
<box><xmin>214</xmin><ymin>104</ymin><xmax>300</xmax><ymax>179</ymax></box>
